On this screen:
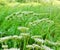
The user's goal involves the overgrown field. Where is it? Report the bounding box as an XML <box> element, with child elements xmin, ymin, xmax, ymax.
<box><xmin>0</xmin><ymin>2</ymin><xmax>60</xmax><ymax>50</ymax></box>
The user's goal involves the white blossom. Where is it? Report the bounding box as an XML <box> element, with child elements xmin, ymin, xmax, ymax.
<box><xmin>26</xmin><ymin>45</ymin><xmax>34</xmax><ymax>48</ymax></box>
<box><xmin>31</xmin><ymin>35</ymin><xmax>42</xmax><ymax>39</ymax></box>
<box><xmin>0</xmin><ymin>36</ymin><xmax>12</xmax><ymax>42</ymax></box>
<box><xmin>32</xmin><ymin>44</ymin><xmax>40</xmax><ymax>48</ymax></box>
<box><xmin>34</xmin><ymin>38</ymin><xmax>45</xmax><ymax>44</ymax></box>
<box><xmin>21</xmin><ymin>11</ymin><xmax>33</xmax><ymax>14</ymax></box>
<box><xmin>20</xmin><ymin>33</ymin><xmax>30</xmax><ymax>37</ymax></box>
<box><xmin>2</xmin><ymin>45</ymin><xmax>8</xmax><ymax>49</ymax></box>
<box><xmin>9</xmin><ymin>48</ymin><xmax>20</xmax><ymax>50</ymax></box>
<box><xmin>18</xmin><ymin>27</ymin><xmax>29</xmax><ymax>31</ymax></box>
<box><xmin>42</xmin><ymin>45</ymin><xmax>53</xmax><ymax>50</ymax></box>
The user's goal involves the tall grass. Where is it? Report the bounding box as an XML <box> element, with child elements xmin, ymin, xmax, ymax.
<box><xmin>0</xmin><ymin>2</ymin><xmax>60</xmax><ymax>50</ymax></box>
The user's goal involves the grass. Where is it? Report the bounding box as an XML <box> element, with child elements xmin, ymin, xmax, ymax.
<box><xmin>0</xmin><ymin>2</ymin><xmax>60</xmax><ymax>50</ymax></box>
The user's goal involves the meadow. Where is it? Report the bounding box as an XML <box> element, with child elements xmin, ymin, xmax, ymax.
<box><xmin>0</xmin><ymin>0</ymin><xmax>60</xmax><ymax>50</ymax></box>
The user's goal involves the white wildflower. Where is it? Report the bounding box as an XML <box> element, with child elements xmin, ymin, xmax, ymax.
<box><xmin>0</xmin><ymin>36</ymin><xmax>12</xmax><ymax>42</ymax></box>
<box><xmin>29</xmin><ymin>18</ymin><xmax>49</xmax><ymax>25</ymax></box>
<box><xmin>21</xmin><ymin>11</ymin><xmax>33</xmax><ymax>14</ymax></box>
<box><xmin>2</xmin><ymin>45</ymin><xmax>8</xmax><ymax>49</ymax></box>
<box><xmin>18</xmin><ymin>27</ymin><xmax>29</xmax><ymax>32</ymax></box>
<box><xmin>32</xmin><ymin>44</ymin><xmax>40</xmax><ymax>48</ymax></box>
<box><xmin>29</xmin><ymin>18</ymin><xmax>54</xmax><ymax>26</ymax></box>
<box><xmin>45</xmin><ymin>40</ymin><xmax>59</xmax><ymax>46</ymax></box>
<box><xmin>9</xmin><ymin>48</ymin><xmax>20</xmax><ymax>50</ymax></box>
<box><xmin>11</xmin><ymin>35</ymin><xmax>22</xmax><ymax>39</ymax></box>
<box><xmin>20</xmin><ymin>33</ymin><xmax>30</xmax><ymax>37</ymax></box>
<box><xmin>34</xmin><ymin>38</ymin><xmax>45</xmax><ymax>44</ymax></box>
<box><xmin>17</xmin><ymin>36</ymin><xmax>23</xmax><ymax>39</ymax></box>
<box><xmin>26</xmin><ymin>45</ymin><xmax>34</xmax><ymax>48</ymax></box>
<box><xmin>12</xmin><ymin>35</ymin><xmax>18</xmax><ymax>38</ymax></box>
<box><xmin>31</xmin><ymin>35</ymin><xmax>42</xmax><ymax>39</ymax></box>
<box><xmin>42</xmin><ymin>45</ymin><xmax>53</xmax><ymax>50</ymax></box>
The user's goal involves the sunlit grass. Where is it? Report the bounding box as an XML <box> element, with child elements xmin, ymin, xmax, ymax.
<box><xmin>54</xmin><ymin>0</ymin><xmax>60</xmax><ymax>4</ymax></box>
<box><xmin>0</xmin><ymin>0</ymin><xmax>60</xmax><ymax>50</ymax></box>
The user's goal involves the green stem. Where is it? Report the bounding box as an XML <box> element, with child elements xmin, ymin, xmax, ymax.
<box><xmin>23</xmin><ymin>38</ymin><xmax>26</xmax><ymax>50</ymax></box>
<box><xmin>13</xmin><ymin>39</ymin><xmax>17</xmax><ymax>48</ymax></box>
<box><xmin>35</xmin><ymin>47</ymin><xmax>38</xmax><ymax>50</ymax></box>
<box><xmin>28</xmin><ymin>48</ymin><xmax>31</xmax><ymax>50</ymax></box>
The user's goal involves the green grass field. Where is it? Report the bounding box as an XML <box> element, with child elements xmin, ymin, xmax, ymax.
<box><xmin>0</xmin><ymin>1</ymin><xmax>60</xmax><ymax>50</ymax></box>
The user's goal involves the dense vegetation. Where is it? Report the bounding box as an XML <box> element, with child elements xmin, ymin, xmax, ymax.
<box><xmin>0</xmin><ymin>0</ymin><xmax>60</xmax><ymax>50</ymax></box>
